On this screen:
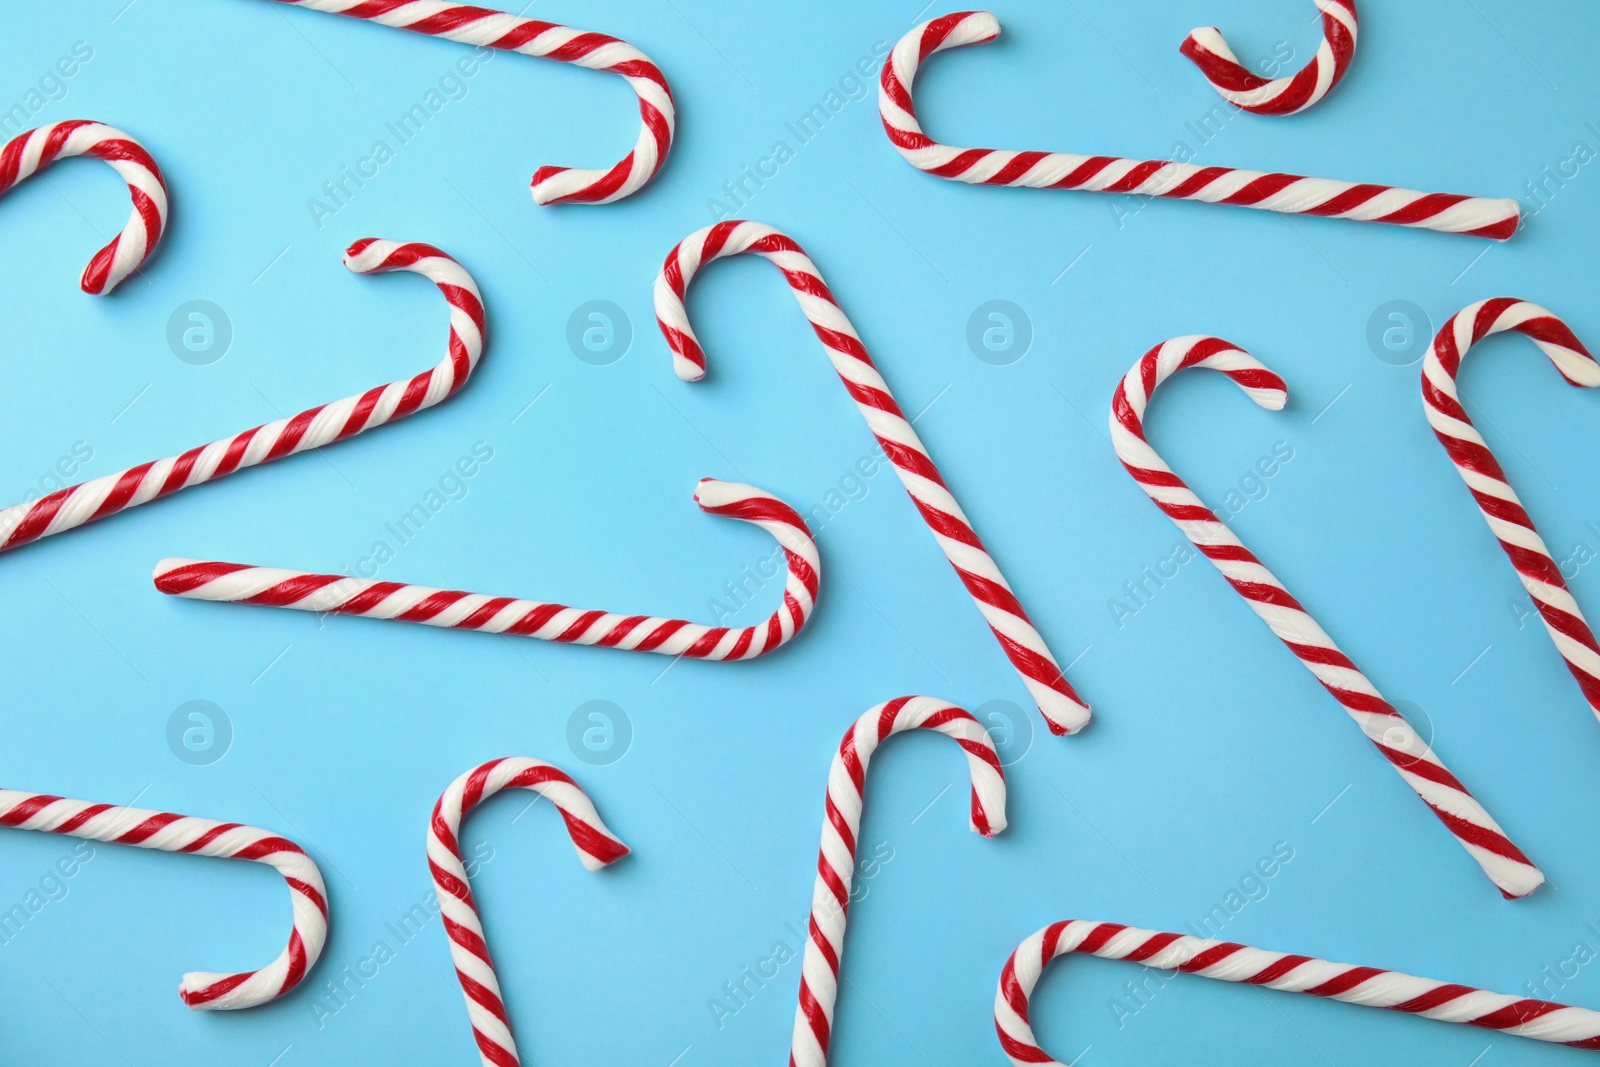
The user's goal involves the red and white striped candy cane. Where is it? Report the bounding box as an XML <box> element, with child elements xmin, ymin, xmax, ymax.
<box><xmin>881</xmin><ymin>12</ymin><xmax>1518</xmax><ymax>239</ymax></box>
<box><xmin>154</xmin><ymin>478</ymin><xmax>820</xmax><ymax>659</ymax></box>
<box><xmin>1</xmin><ymin>120</ymin><xmax>167</xmax><ymax>293</ymax></box>
<box><xmin>1111</xmin><ymin>335</ymin><xmax>1541</xmax><ymax>899</ymax></box>
<box><xmin>0</xmin><ymin>239</ymin><xmax>483</xmax><ymax>552</ymax></box>
<box><xmin>791</xmin><ymin>696</ymin><xmax>1006</xmax><ymax>1067</ymax></box>
<box><xmin>1423</xmin><ymin>299</ymin><xmax>1600</xmax><ymax>723</ymax></box>
<box><xmin>0</xmin><ymin>788</ymin><xmax>327</xmax><ymax>1010</ymax></box>
<box><xmin>272</xmin><ymin>0</ymin><xmax>673</xmax><ymax>205</ymax></box>
<box><xmin>428</xmin><ymin>757</ymin><xmax>629</xmax><ymax>1067</ymax></box>
<box><xmin>1181</xmin><ymin>0</ymin><xmax>1358</xmax><ymax>116</ymax></box>
<box><xmin>656</xmin><ymin>221</ymin><xmax>1090</xmax><ymax>736</ymax></box>
<box><xmin>996</xmin><ymin>920</ymin><xmax>1600</xmax><ymax>1062</ymax></box>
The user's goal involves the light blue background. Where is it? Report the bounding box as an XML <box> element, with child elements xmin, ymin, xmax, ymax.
<box><xmin>1</xmin><ymin>1</ymin><xmax>1598</xmax><ymax>1063</ymax></box>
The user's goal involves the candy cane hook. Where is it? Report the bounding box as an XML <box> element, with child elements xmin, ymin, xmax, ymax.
<box><xmin>1423</xmin><ymin>299</ymin><xmax>1600</xmax><ymax>724</ymax></box>
<box><xmin>656</xmin><ymin>220</ymin><xmax>1090</xmax><ymax>737</ymax></box>
<box><xmin>1181</xmin><ymin>0</ymin><xmax>1359</xmax><ymax>116</ymax></box>
<box><xmin>429</xmin><ymin>757</ymin><xmax>629</xmax><ymax>1067</ymax></box>
<box><xmin>0</xmin><ymin>239</ymin><xmax>483</xmax><ymax>552</ymax></box>
<box><xmin>0</xmin><ymin>788</ymin><xmax>328</xmax><ymax>1010</ymax></box>
<box><xmin>155</xmin><ymin>478</ymin><xmax>820</xmax><ymax>659</ymax></box>
<box><xmin>791</xmin><ymin>696</ymin><xmax>1006</xmax><ymax>1067</ymax></box>
<box><xmin>0</xmin><ymin>120</ymin><xmax>168</xmax><ymax>293</ymax></box>
<box><xmin>1111</xmin><ymin>336</ymin><xmax>1541</xmax><ymax>899</ymax></box>
<box><xmin>271</xmin><ymin>0</ymin><xmax>674</xmax><ymax>205</ymax></box>
<box><xmin>995</xmin><ymin>920</ymin><xmax>1600</xmax><ymax>1063</ymax></box>
<box><xmin>881</xmin><ymin>12</ymin><xmax>1518</xmax><ymax>239</ymax></box>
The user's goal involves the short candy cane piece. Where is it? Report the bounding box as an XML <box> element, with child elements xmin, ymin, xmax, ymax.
<box><xmin>1111</xmin><ymin>335</ymin><xmax>1541</xmax><ymax>899</ymax></box>
<box><xmin>0</xmin><ymin>120</ymin><xmax>167</xmax><ymax>293</ymax></box>
<box><xmin>429</xmin><ymin>757</ymin><xmax>629</xmax><ymax>1067</ymax></box>
<box><xmin>1423</xmin><ymin>299</ymin><xmax>1600</xmax><ymax>724</ymax></box>
<box><xmin>995</xmin><ymin>920</ymin><xmax>1600</xmax><ymax>1063</ymax></box>
<box><xmin>1182</xmin><ymin>0</ymin><xmax>1359</xmax><ymax>116</ymax></box>
<box><xmin>0</xmin><ymin>788</ymin><xmax>327</xmax><ymax>1010</ymax></box>
<box><xmin>0</xmin><ymin>239</ymin><xmax>483</xmax><ymax>552</ymax></box>
<box><xmin>271</xmin><ymin>0</ymin><xmax>673</xmax><ymax>205</ymax></box>
<box><xmin>657</xmin><ymin>221</ymin><xmax>1090</xmax><ymax>737</ymax></box>
<box><xmin>791</xmin><ymin>696</ymin><xmax>1006</xmax><ymax>1067</ymax></box>
<box><xmin>881</xmin><ymin>12</ymin><xmax>1518</xmax><ymax>239</ymax></box>
<box><xmin>155</xmin><ymin>478</ymin><xmax>820</xmax><ymax>660</ymax></box>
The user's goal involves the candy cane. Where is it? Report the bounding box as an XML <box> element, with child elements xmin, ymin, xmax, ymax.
<box><xmin>0</xmin><ymin>239</ymin><xmax>483</xmax><ymax>552</ymax></box>
<box><xmin>271</xmin><ymin>0</ymin><xmax>673</xmax><ymax>205</ymax></box>
<box><xmin>0</xmin><ymin>120</ymin><xmax>167</xmax><ymax>294</ymax></box>
<box><xmin>1181</xmin><ymin>0</ymin><xmax>1358</xmax><ymax>116</ymax></box>
<box><xmin>429</xmin><ymin>757</ymin><xmax>628</xmax><ymax>1067</ymax></box>
<box><xmin>881</xmin><ymin>12</ymin><xmax>1518</xmax><ymax>239</ymax></box>
<box><xmin>1111</xmin><ymin>335</ymin><xmax>1541</xmax><ymax>899</ymax></box>
<box><xmin>995</xmin><ymin>919</ymin><xmax>1600</xmax><ymax>1063</ymax></box>
<box><xmin>1423</xmin><ymin>299</ymin><xmax>1600</xmax><ymax>724</ymax></box>
<box><xmin>791</xmin><ymin>696</ymin><xmax>1006</xmax><ymax>1067</ymax></box>
<box><xmin>154</xmin><ymin>478</ymin><xmax>820</xmax><ymax>659</ymax></box>
<box><xmin>656</xmin><ymin>221</ymin><xmax>1090</xmax><ymax>737</ymax></box>
<box><xmin>0</xmin><ymin>788</ymin><xmax>327</xmax><ymax>1010</ymax></box>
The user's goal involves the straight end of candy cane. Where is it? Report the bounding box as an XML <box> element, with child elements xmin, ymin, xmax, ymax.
<box><xmin>1035</xmin><ymin>683</ymin><xmax>1091</xmax><ymax>737</ymax></box>
<box><xmin>1476</xmin><ymin>201</ymin><xmax>1522</xmax><ymax>241</ymax></box>
<box><xmin>153</xmin><ymin>557</ymin><xmax>205</xmax><ymax>593</ymax></box>
<box><xmin>1495</xmin><ymin>863</ymin><xmax>1545</xmax><ymax>901</ymax></box>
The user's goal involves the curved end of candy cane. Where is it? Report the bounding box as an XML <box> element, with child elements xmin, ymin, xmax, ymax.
<box><xmin>532</xmin><ymin>163</ymin><xmax>617</xmax><ymax>206</ymax></box>
<box><xmin>343</xmin><ymin>237</ymin><xmax>465</xmax><ymax>279</ymax></box>
<box><xmin>922</xmin><ymin>10</ymin><xmax>1001</xmax><ymax>51</ymax></box>
<box><xmin>1179</xmin><ymin>1</ymin><xmax>1359</xmax><ymax>117</ymax></box>
<box><xmin>693</xmin><ymin>478</ymin><xmax>820</xmax><ymax>589</ymax></box>
<box><xmin>1179</xmin><ymin>26</ymin><xmax>1230</xmax><ymax>62</ymax></box>
<box><xmin>0</xmin><ymin>121</ymin><xmax>169</xmax><ymax>295</ymax></box>
<box><xmin>882</xmin><ymin>12</ymin><xmax>1002</xmax><ymax>161</ymax></box>
<box><xmin>576</xmin><ymin>836</ymin><xmax>631</xmax><ymax>873</ymax></box>
<box><xmin>1165</xmin><ymin>336</ymin><xmax>1290</xmax><ymax>411</ymax></box>
<box><xmin>531</xmin><ymin>161</ymin><xmax>651</xmax><ymax>207</ymax></box>
<box><xmin>178</xmin><ymin>970</ymin><xmax>266</xmax><ymax>1012</ymax></box>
